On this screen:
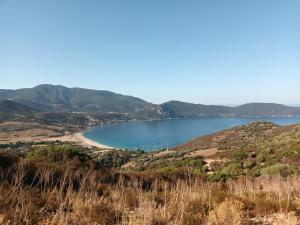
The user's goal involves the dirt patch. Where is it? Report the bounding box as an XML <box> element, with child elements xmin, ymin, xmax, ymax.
<box><xmin>185</xmin><ymin>148</ymin><xmax>219</xmax><ymax>158</ymax></box>
<box><xmin>121</xmin><ymin>161</ymin><xmax>137</xmax><ymax>169</ymax></box>
<box><xmin>153</xmin><ymin>149</ymin><xmax>176</xmax><ymax>157</ymax></box>
<box><xmin>0</xmin><ymin>121</ymin><xmax>66</xmax><ymax>144</ymax></box>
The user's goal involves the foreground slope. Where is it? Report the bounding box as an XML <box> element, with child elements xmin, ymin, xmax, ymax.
<box><xmin>1</xmin><ymin>128</ymin><xmax>300</xmax><ymax>224</ymax></box>
<box><xmin>176</xmin><ymin>121</ymin><xmax>300</xmax><ymax>177</ymax></box>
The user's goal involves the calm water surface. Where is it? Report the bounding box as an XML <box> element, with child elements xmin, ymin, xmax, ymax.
<box><xmin>84</xmin><ymin>117</ymin><xmax>300</xmax><ymax>151</ymax></box>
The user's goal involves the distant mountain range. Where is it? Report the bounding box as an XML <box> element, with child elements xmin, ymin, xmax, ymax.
<box><xmin>161</xmin><ymin>101</ymin><xmax>300</xmax><ymax>117</ymax></box>
<box><xmin>1</xmin><ymin>84</ymin><xmax>300</xmax><ymax>119</ymax></box>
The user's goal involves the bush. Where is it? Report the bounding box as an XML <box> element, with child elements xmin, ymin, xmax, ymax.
<box><xmin>232</xmin><ymin>150</ymin><xmax>247</xmax><ymax>162</ymax></box>
<box><xmin>261</xmin><ymin>164</ymin><xmax>296</xmax><ymax>177</ymax></box>
<box><xmin>205</xmin><ymin>198</ymin><xmax>247</xmax><ymax>225</ymax></box>
<box><xmin>243</xmin><ymin>160</ymin><xmax>256</xmax><ymax>169</ymax></box>
<box><xmin>26</xmin><ymin>144</ymin><xmax>89</xmax><ymax>163</ymax></box>
<box><xmin>202</xmin><ymin>165</ymin><xmax>210</xmax><ymax>173</ymax></box>
<box><xmin>0</xmin><ymin>151</ymin><xmax>19</xmax><ymax>169</ymax></box>
<box><xmin>208</xmin><ymin>172</ymin><xmax>230</xmax><ymax>182</ymax></box>
<box><xmin>221</xmin><ymin>164</ymin><xmax>241</xmax><ymax>177</ymax></box>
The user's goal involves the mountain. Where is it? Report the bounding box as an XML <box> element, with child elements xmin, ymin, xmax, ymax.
<box><xmin>1</xmin><ymin>85</ymin><xmax>300</xmax><ymax>118</ymax></box>
<box><xmin>0</xmin><ymin>100</ymin><xmax>39</xmax><ymax>122</ymax></box>
<box><xmin>0</xmin><ymin>100</ymin><xmax>38</xmax><ymax>114</ymax></box>
<box><xmin>160</xmin><ymin>101</ymin><xmax>232</xmax><ymax>117</ymax></box>
<box><xmin>0</xmin><ymin>84</ymin><xmax>162</xmax><ymax>117</ymax></box>
<box><xmin>234</xmin><ymin>103</ymin><xmax>300</xmax><ymax>116</ymax></box>
<box><xmin>161</xmin><ymin>101</ymin><xmax>300</xmax><ymax>117</ymax></box>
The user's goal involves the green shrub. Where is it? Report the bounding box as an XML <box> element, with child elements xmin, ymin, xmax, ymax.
<box><xmin>221</xmin><ymin>164</ymin><xmax>241</xmax><ymax>177</ymax></box>
<box><xmin>243</xmin><ymin>160</ymin><xmax>256</xmax><ymax>169</ymax></box>
<box><xmin>202</xmin><ymin>165</ymin><xmax>210</xmax><ymax>173</ymax></box>
<box><xmin>261</xmin><ymin>164</ymin><xmax>296</xmax><ymax>177</ymax></box>
<box><xmin>27</xmin><ymin>144</ymin><xmax>87</xmax><ymax>163</ymax></box>
<box><xmin>208</xmin><ymin>172</ymin><xmax>230</xmax><ymax>182</ymax></box>
<box><xmin>232</xmin><ymin>150</ymin><xmax>247</xmax><ymax>161</ymax></box>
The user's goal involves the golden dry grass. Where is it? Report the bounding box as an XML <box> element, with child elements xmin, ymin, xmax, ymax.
<box><xmin>0</xmin><ymin>154</ymin><xmax>300</xmax><ymax>225</ymax></box>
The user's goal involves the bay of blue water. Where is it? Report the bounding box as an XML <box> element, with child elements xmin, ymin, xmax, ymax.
<box><xmin>83</xmin><ymin>117</ymin><xmax>300</xmax><ymax>151</ymax></box>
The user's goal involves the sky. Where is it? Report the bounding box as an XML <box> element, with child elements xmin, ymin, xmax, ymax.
<box><xmin>0</xmin><ymin>0</ymin><xmax>299</xmax><ymax>105</ymax></box>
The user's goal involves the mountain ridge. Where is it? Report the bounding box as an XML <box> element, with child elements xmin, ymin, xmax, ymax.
<box><xmin>1</xmin><ymin>84</ymin><xmax>300</xmax><ymax>118</ymax></box>
<box><xmin>0</xmin><ymin>84</ymin><xmax>160</xmax><ymax>115</ymax></box>
<box><xmin>160</xmin><ymin>100</ymin><xmax>300</xmax><ymax>117</ymax></box>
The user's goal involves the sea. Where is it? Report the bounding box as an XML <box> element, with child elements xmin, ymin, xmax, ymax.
<box><xmin>83</xmin><ymin>117</ymin><xmax>300</xmax><ymax>151</ymax></box>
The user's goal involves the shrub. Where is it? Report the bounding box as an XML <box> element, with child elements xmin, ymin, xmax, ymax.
<box><xmin>205</xmin><ymin>198</ymin><xmax>248</xmax><ymax>225</ymax></box>
<box><xmin>208</xmin><ymin>172</ymin><xmax>230</xmax><ymax>182</ymax></box>
<box><xmin>261</xmin><ymin>164</ymin><xmax>296</xmax><ymax>177</ymax></box>
<box><xmin>183</xmin><ymin>199</ymin><xmax>208</xmax><ymax>224</ymax></box>
<box><xmin>0</xmin><ymin>151</ymin><xmax>19</xmax><ymax>169</ymax></box>
<box><xmin>202</xmin><ymin>165</ymin><xmax>210</xmax><ymax>173</ymax></box>
<box><xmin>221</xmin><ymin>164</ymin><xmax>241</xmax><ymax>177</ymax></box>
<box><xmin>26</xmin><ymin>144</ymin><xmax>88</xmax><ymax>163</ymax></box>
<box><xmin>232</xmin><ymin>150</ymin><xmax>247</xmax><ymax>162</ymax></box>
<box><xmin>243</xmin><ymin>160</ymin><xmax>256</xmax><ymax>169</ymax></box>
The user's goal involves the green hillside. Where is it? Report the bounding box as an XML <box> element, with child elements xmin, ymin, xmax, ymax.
<box><xmin>161</xmin><ymin>101</ymin><xmax>300</xmax><ymax>117</ymax></box>
<box><xmin>119</xmin><ymin>122</ymin><xmax>300</xmax><ymax>179</ymax></box>
<box><xmin>0</xmin><ymin>84</ymin><xmax>161</xmax><ymax>115</ymax></box>
<box><xmin>0</xmin><ymin>100</ymin><xmax>37</xmax><ymax>114</ymax></box>
<box><xmin>1</xmin><ymin>85</ymin><xmax>300</xmax><ymax>120</ymax></box>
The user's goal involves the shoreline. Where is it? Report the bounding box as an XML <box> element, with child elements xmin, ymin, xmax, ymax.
<box><xmin>45</xmin><ymin>132</ymin><xmax>114</xmax><ymax>149</ymax></box>
<box><xmin>2</xmin><ymin>116</ymin><xmax>300</xmax><ymax>149</ymax></box>
<box><xmin>73</xmin><ymin>132</ymin><xmax>114</xmax><ymax>149</ymax></box>
<box><xmin>76</xmin><ymin>116</ymin><xmax>300</xmax><ymax>151</ymax></box>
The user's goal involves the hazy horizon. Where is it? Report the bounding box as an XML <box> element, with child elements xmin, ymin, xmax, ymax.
<box><xmin>1</xmin><ymin>0</ymin><xmax>299</xmax><ymax>105</ymax></box>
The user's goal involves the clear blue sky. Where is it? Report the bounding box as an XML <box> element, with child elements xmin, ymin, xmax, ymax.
<box><xmin>0</xmin><ymin>0</ymin><xmax>299</xmax><ymax>105</ymax></box>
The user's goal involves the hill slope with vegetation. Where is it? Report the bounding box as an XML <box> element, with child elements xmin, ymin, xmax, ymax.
<box><xmin>161</xmin><ymin>101</ymin><xmax>300</xmax><ymax>117</ymax></box>
<box><xmin>119</xmin><ymin>122</ymin><xmax>300</xmax><ymax>180</ymax></box>
<box><xmin>0</xmin><ymin>84</ymin><xmax>163</xmax><ymax>116</ymax></box>
<box><xmin>1</xmin><ymin>122</ymin><xmax>300</xmax><ymax>224</ymax></box>
<box><xmin>1</xmin><ymin>85</ymin><xmax>300</xmax><ymax>121</ymax></box>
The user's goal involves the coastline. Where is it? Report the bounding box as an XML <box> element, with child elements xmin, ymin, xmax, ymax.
<box><xmin>46</xmin><ymin>132</ymin><xmax>114</xmax><ymax>149</ymax></box>
<box><xmin>73</xmin><ymin>132</ymin><xmax>114</xmax><ymax>149</ymax></box>
<box><xmin>68</xmin><ymin>116</ymin><xmax>300</xmax><ymax>149</ymax></box>
<box><xmin>2</xmin><ymin>116</ymin><xmax>300</xmax><ymax>149</ymax></box>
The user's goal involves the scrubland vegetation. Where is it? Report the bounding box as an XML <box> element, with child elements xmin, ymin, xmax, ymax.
<box><xmin>0</xmin><ymin>143</ymin><xmax>300</xmax><ymax>225</ymax></box>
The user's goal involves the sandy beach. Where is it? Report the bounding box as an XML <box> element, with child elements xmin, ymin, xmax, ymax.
<box><xmin>47</xmin><ymin>132</ymin><xmax>114</xmax><ymax>149</ymax></box>
<box><xmin>73</xmin><ymin>133</ymin><xmax>113</xmax><ymax>149</ymax></box>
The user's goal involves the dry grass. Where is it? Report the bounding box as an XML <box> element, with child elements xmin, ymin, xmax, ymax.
<box><xmin>205</xmin><ymin>198</ymin><xmax>247</xmax><ymax>225</ymax></box>
<box><xmin>0</xmin><ymin>153</ymin><xmax>300</xmax><ymax>225</ymax></box>
<box><xmin>0</xmin><ymin>121</ymin><xmax>65</xmax><ymax>144</ymax></box>
<box><xmin>254</xmin><ymin>212</ymin><xmax>299</xmax><ymax>225</ymax></box>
